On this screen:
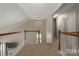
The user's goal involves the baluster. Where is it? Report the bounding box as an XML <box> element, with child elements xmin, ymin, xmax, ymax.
<box><xmin>5</xmin><ymin>35</ymin><xmax>8</xmax><ymax>56</ymax></box>
<box><xmin>64</xmin><ymin>34</ymin><xmax>66</xmax><ymax>55</ymax></box>
<box><xmin>66</xmin><ymin>35</ymin><xmax>68</xmax><ymax>56</ymax></box>
<box><xmin>71</xmin><ymin>35</ymin><xmax>73</xmax><ymax>53</ymax></box>
<box><xmin>76</xmin><ymin>37</ymin><xmax>78</xmax><ymax>56</ymax></box>
<box><xmin>10</xmin><ymin>38</ymin><xmax>11</xmax><ymax>56</ymax></box>
<box><xmin>24</xmin><ymin>30</ymin><xmax>26</xmax><ymax>44</ymax></box>
<box><xmin>71</xmin><ymin>37</ymin><xmax>74</xmax><ymax>56</ymax></box>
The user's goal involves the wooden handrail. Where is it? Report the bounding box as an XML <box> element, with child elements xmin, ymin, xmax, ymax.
<box><xmin>24</xmin><ymin>30</ymin><xmax>40</xmax><ymax>32</ymax></box>
<box><xmin>0</xmin><ymin>30</ymin><xmax>40</xmax><ymax>36</ymax></box>
<box><xmin>60</xmin><ymin>31</ymin><xmax>79</xmax><ymax>37</ymax></box>
<box><xmin>58</xmin><ymin>31</ymin><xmax>79</xmax><ymax>51</ymax></box>
<box><xmin>0</xmin><ymin>31</ymin><xmax>21</xmax><ymax>36</ymax></box>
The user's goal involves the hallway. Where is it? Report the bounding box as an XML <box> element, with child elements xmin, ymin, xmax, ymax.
<box><xmin>0</xmin><ymin>3</ymin><xmax>79</xmax><ymax>56</ymax></box>
<box><xmin>16</xmin><ymin>40</ymin><xmax>60</xmax><ymax>56</ymax></box>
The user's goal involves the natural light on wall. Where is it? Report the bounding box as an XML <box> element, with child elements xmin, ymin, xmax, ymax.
<box><xmin>57</xmin><ymin>14</ymin><xmax>67</xmax><ymax>24</ymax></box>
<box><xmin>53</xmin><ymin>14</ymin><xmax>59</xmax><ymax>18</ymax></box>
<box><xmin>36</xmin><ymin>33</ymin><xmax>42</xmax><ymax>43</ymax></box>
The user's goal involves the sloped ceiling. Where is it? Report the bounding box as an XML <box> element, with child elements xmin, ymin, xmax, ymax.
<box><xmin>0</xmin><ymin>3</ymin><xmax>62</xmax><ymax>32</ymax></box>
<box><xmin>0</xmin><ymin>3</ymin><xmax>29</xmax><ymax>31</ymax></box>
<box><xmin>18</xmin><ymin>3</ymin><xmax>62</xmax><ymax>20</ymax></box>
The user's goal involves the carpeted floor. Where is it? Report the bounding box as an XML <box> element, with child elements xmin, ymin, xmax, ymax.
<box><xmin>16</xmin><ymin>40</ymin><xmax>60</xmax><ymax>56</ymax></box>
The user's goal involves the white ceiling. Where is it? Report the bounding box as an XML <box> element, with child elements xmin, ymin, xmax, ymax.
<box><xmin>18</xmin><ymin>3</ymin><xmax>61</xmax><ymax>20</ymax></box>
<box><xmin>0</xmin><ymin>3</ymin><xmax>62</xmax><ymax>32</ymax></box>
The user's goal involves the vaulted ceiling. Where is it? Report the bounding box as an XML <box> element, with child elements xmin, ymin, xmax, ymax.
<box><xmin>0</xmin><ymin>3</ymin><xmax>62</xmax><ymax>32</ymax></box>
<box><xmin>18</xmin><ymin>3</ymin><xmax>62</xmax><ymax>20</ymax></box>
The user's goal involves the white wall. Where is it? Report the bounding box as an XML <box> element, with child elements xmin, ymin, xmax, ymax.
<box><xmin>56</xmin><ymin>4</ymin><xmax>76</xmax><ymax>32</ymax></box>
<box><xmin>45</xmin><ymin>4</ymin><xmax>62</xmax><ymax>43</ymax></box>
<box><xmin>46</xmin><ymin>15</ymin><xmax>54</xmax><ymax>43</ymax></box>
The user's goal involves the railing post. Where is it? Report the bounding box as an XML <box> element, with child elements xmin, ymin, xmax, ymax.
<box><xmin>24</xmin><ymin>29</ymin><xmax>26</xmax><ymax>44</ymax></box>
<box><xmin>37</xmin><ymin>31</ymin><xmax>40</xmax><ymax>44</ymax></box>
<box><xmin>59</xmin><ymin>30</ymin><xmax>61</xmax><ymax>51</ymax></box>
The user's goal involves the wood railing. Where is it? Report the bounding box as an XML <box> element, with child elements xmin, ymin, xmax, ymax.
<box><xmin>60</xmin><ymin>32</ymin><xmax>79</xmax><ymax>37</ymax></box>
<box><xmin>0</xmin><ymin>30</ymin><xmax>40</xmax><ymax>56</ymax></box>
<box><xmin>59</xmin><ymin>31</ymin><xmax>79</xmax><ymax>55</ymax></box>
<box><xmin>0</xmin><ymin>30</ymin><xmax>40</xmax><ymax>36</ymax></box>
<box><xmin>59</xmin><ymin>31</ymin><xmax>79</xmax><ymax>50</ymax></box>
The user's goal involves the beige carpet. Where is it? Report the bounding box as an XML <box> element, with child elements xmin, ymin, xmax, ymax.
<box><xmin>16</xmin><ymin>40</ymin><xmax>60</xmax><ymax>56</ymax></box>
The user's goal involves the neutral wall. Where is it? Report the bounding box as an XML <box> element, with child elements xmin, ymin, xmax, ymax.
<box><xmin>46</xmin><ymin>15</ymin><xmax>54</xmax><ymax>43</ymax></box>
<box><xmin>57</xmin><ymin>6</ymin><xmax>76</xmax><ymax>32</ymax></box>
<box><xmin>45</xmin><ymin>4</ymin><xmax>62</xmax><ymax>43</ymax></box>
